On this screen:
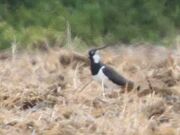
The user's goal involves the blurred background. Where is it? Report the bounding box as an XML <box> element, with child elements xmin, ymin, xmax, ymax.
<box><xmin>0</xmin><ymin>1</ymin><xmax>180</xmax><ymax>135</ymax></box>
<box><xmin>0</xmin><ymin>0</ymin><xmax>180</xmax><ymax>50</ymax></box>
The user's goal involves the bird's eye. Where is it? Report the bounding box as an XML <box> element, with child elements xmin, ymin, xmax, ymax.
<box><xmin>89</xmin><ymin>49</ymin><xmax>96</xmax><ymax>56</ymax></box>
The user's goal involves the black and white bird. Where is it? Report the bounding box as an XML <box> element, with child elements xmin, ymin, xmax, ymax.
<box><xmin>88</xmin><ymin>48</ymin><xmax>134</xmax><ymax>96</ymax></box>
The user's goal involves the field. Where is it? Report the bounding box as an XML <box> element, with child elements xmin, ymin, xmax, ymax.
<box><xmin>0</xmin><ymin>44</ymin><xmax>180</xmax><ymax>135</ymax></box>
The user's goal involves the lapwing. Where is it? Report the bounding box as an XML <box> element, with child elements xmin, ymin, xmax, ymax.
<box><xmin>88</xmin><ymin>47</ymin><xmax>134</xmax><ymax>96</ymax></box>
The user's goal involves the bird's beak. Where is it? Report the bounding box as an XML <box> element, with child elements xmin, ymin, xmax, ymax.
<box><xmin>96</xmin><ymin>45</ymin><xmax>110</xmax><ymax>50</ymax></box>
<box><xmin>95</xmin><ymin>50</ymin><xmax>99</xmax><ymax>54</ymax></box>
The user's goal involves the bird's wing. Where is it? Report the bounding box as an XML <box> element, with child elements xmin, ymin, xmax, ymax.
<box><xmin>102</xmin><ymin>66</ymin><xmax>128</xmax><ymax>86</ymax></box>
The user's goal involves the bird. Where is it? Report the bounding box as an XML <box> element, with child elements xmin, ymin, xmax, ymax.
<box><xmin>88</xmin><ymin>48</ymin><xmax>134</xmax><ymax>97</ymax></box>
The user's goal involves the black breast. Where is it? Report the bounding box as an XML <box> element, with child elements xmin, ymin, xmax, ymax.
<box><xmin>90</xmin><ymin>62</ymin><xmax>103</xmax><ymax>75</ymax></box>
<box><xmin>89</xmin><ymin>56</ymin><xmax>103</xmax><ymax>75</ymax></box>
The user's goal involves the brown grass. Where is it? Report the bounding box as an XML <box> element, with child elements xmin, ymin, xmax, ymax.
<box><xmin>0</xmin><ymin>45</ymin><xmax>180</xmax><ymax>135</ymax></box>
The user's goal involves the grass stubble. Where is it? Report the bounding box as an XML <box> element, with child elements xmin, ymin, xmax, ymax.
<box><xmin>0</xmin><ymin>44</ymin><xmax>180</xmax><ymax>135</ymax></box>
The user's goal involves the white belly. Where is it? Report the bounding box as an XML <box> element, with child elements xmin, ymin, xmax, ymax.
<box><xmin>93</xmin><ymin>66</ymin><xmax>107</xmax><ymax>81</ymax></box>
<box><xmin>93</xmin><ymin>66</ymin><xmax>119</xmax><ymax>90</ymax></box>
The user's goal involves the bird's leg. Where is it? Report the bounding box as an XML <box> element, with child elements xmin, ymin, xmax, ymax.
<box><xmin>101</xmin><ymin>80</ymin><xmax>106</xmax><ymax>99</ymax></box>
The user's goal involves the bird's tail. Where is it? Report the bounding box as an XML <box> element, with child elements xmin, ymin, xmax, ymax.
<box><xmin>126</xmin><ymin>80</ymin><xmax>134</xmax><ymax>91</ymax></box>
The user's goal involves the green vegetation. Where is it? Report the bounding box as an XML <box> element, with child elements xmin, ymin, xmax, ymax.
<box><xmin>0</xmin><ymin>0</ymin><xmax>180</xmax><ymax>49</ymax></box>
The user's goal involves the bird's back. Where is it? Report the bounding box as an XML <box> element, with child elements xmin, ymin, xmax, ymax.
<box><xmin>102</xmin><ymin>65</ymin><xmax>134</xmax><ymax>90</ymax></box>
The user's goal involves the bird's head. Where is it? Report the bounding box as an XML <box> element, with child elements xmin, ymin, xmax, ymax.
<box><xmin>88</xmin><ymin>45</ymin><xmax>109</xmax><ymax>63</ymax></box>
<box><xmin>88</xmin><ymin>49</ymin><xmax>100</xmax><ymax>63</ymax></box>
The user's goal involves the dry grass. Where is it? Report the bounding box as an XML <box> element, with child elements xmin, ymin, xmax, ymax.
<box><xmin>0</xmin><ymin>45</ymin><xmax>180</xmax><ymax>135</ymax></box>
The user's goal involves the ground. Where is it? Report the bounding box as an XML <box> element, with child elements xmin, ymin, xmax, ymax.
<box><xmin>0</xmin><ymin>45</ymin><xmax>180</xmax><ymax>135</ymax></box>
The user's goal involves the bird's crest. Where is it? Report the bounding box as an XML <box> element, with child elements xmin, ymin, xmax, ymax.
<box><xmin>88</xmin><ymin>44</ymin><xmax>110</xmax><ymax>63</ymax></box>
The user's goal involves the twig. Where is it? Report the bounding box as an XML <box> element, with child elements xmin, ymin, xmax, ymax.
<box><xmin>66</xmin><ymin>20</ymin><xmax>72</xmax><ymax>48</ymax></box>
<box><xmin>12</xmin><ymin>38</ymin><xmax>17</xmax><ymax>62</ymax></box>
<box><xmin>145</xmin><ymin>76</ymin><xmax>153</xmax><ymax>90</ymax></box>
<box><xmin>77</xmin><ymin>79</ymin><xmax>93</xmax><ymax>93</ymax></box>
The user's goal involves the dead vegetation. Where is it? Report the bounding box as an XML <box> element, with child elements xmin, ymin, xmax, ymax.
<box><xmin>0</xmin><ymin>45</ymin><xmax>180</xmax><ymax>135</ymax></box>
